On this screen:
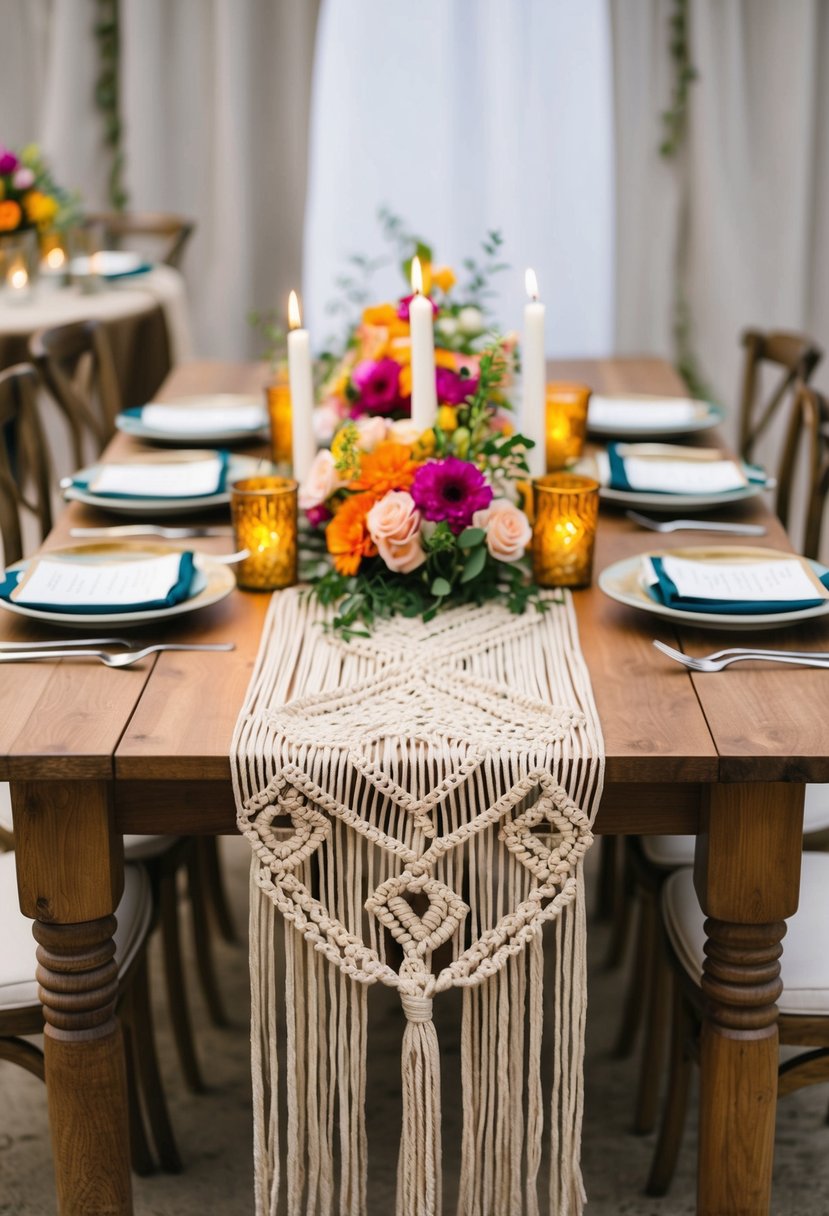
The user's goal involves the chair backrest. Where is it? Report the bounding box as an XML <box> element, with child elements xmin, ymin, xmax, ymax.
<box><xmin>80</xmin><ymin>211</ymin><xmax>195</xmax><ymax>269</ymax></box>
<box><xmin>0</xmin><ymin>363</ymin><xmax>53</xmax><ymax>567</ymax></box>
<box><xmin>29</xmin><ymin>320</ymin><xmax>122</xmax><ymax>468</ymax></box>
<box><xmin>738</xmin><ymin>329</ymin><xmax>823</xmax><ymax>464</ymax></box>
<box><xmin>776</xmin><ymin>382</ymin><xmax>829</xmax><ymax>560</ymax></box>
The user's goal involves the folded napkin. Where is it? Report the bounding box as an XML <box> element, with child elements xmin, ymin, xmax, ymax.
<box><xmin>126</xmin><ymin>403</ymin><xmax>266</xmax><ymax>435</ymax></box>
<box><xmin>588</xmin><ymin>395</ymin><xmax>702</xmax><ymax>431</ymax></box>
<box><xmin>69</xmin><ymin>253</ymin><xmax>153</xmax><ymax>279</ymax></box>
<box><xmin>0</xmin><ymin>552</ymin><xmax>196</xmax><ymax>614</ymax></box>
<box><xmin>643</xmin><ymin>554</ymin><xmax>829</xmax><ymax>615</ymax></box>
<box><xmin>604</xmin><ymin>443</ymin><xmax>764</xmax><ymax>495</ymax></box>
<box><xmin>72</xmin><ymin>451</ymin><xmax>230</xmax><ymax>499</ymax></box>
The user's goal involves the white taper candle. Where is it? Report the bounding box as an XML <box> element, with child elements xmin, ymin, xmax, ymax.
<box><xmin>523</xmin><ymin>268</ymin><xmax>546</xmax><ymax>478</ymax></box>
<box><xmin>409</xmin><ymin>256</ymin><xmax>438</xmax><ymax>432</ymax></box>
<box><xmin>287</xmin><ymin>289</ymin><xmax>316</xmax><ymax>482</ymax></box>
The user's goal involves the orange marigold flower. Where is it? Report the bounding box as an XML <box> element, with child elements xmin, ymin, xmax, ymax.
<box><xmin>398</xmin><ymin>363</ymin><xmax>412</xmax><ymax>398</ymax></box>
<box><xmin>350</xmin><ymin>441</ymin><xmax>419</xmax><ymax>496</ymax></box>
<box><xmin>362</xmin><ymin>303</ymin><xmax>398</xmax><ymax>327</ymax></box>
<box><xmin>326</xmin><ymin>493</ymin><xmax>377</xmax><ymax>575</ymax></box>
<box><xmin>0</xmin><ymin>200</ymin><xmax>22</xmax><ymax>231</ymax></box>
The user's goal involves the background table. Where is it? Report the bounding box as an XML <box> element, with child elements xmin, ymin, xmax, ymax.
<box><xmin>3</xmin><ymin>357</ymin><xmax>828</xmax><ymax>1216</ymax></box>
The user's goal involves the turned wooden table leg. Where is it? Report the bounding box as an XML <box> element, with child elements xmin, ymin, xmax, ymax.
<box><xmin>12</xmin><ymin>779</ymin><xmax>133</xmax><ymax>1216</ymax></box>
<box><xmin>693</xmin><ymin>782</ymin><xmax>804</xmax><ymax>1216</ymax></box>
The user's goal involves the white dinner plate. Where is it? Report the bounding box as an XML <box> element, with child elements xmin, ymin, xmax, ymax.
<box><xmin>575</xmin><ymin>455</ymin><xmax>767</xmax><ymax>512</ymax></box>
<box><xmin>598</xmin><ymin>547</ymin><xmax>829</xmax><ymax>632</ymax></box>
<box><xmin>116</xmin><ymin>394</ymin><xmax>269</xmax><ymax>446</ymax></box>
<box><xmin>68</xmin><ymin>251</ymin><xmax>153</xmax><ymax>279</ymax></box>
<box><xmin>63</xmin><ymin>451</ymin><xmax>264</xmax><ymax>517</ymax></box>
<box><xmin>586</xmin><ymin>394</ymin><xmax>725</xmax><ymax>440</ymax></box>
<box><xmin>0</xmin><ymin>544</ymin><xmax>236</xmax><ymax>628</ymax></box>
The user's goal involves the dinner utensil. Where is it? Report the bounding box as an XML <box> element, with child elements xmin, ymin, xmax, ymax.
<box><xmin>652</xmin><ymin>639</ymin><xmax>829</xmax><ymax>672</ymax></box>
<box><xmin>69</xmin><ymin>525</ymin><xmax>234</xmax><ymax>539</ymax></box>
<box><xmin>0</xmin><ymin>636</ymin><xmax>134</xmax><ymax>650</ymax></box>
<box><xmin>625</xmin><ymin>510</ymin><xmax>767</xmax><ymax>536</ymax></box>
<box><xmin>0</xmin><ymin>642</ymin><xmax>236</xmax><ymax>668</ymax></box>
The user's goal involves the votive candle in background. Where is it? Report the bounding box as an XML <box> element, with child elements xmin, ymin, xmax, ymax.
<box><xmin>532</xmin><ymin>472</ymin><xmax>599</xmax><ymax>588</ymax></box>
<box><xmin>266</xmin><ymin>364</ymin><xmax>292</xmax><ymax>467</ymax></box>
<box><xmin>230</xmin><ymin>476</ymin><xmax>298</xmax><ymax>591</ymax></box>
<box><xmin>409</xmin><ymin>255</ymin><xmax>438</xmax><ymax>432</ymax></box>
<box><xmin>5</xmin><ymin>255</ymin><xmax>31</xmax><ymax>304</ymax></box>
<box><xmin>545</xmin><ymin>382</ymin><xmax>592</xmax><ymax>470</ymax></box>
<box><xmin>523</xmin><ymin>268</ymin><xmax>546</xmax><ymax>478</ymax></box>
<box><xmin>287</xmin><ymin>290</ymin><xmax>316</xmax><ymax>482</ymax></box>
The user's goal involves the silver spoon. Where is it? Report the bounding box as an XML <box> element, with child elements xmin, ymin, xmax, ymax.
<box><xmin>653</xmin><ymin>639</ymin><xmax>829</xmax><ymax>672</ymax></box>
<box><xmin>0</xmin><ymin>642</ymin><xmax>236</xmax><ymax>668</ymax></box>
<box><xmin>626</xmin><ymin>510</ymin><xmax>766</xmax><ymax>536</ymax></box>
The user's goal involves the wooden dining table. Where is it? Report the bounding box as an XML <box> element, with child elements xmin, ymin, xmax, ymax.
<box><xmin>2</xmin><ymin>356</ymin><xmax>828</xmax><ymax>1216</ymax></box>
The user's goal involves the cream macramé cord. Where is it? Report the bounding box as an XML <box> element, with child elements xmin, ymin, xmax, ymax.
<box><xmin>233</xmin><ymin>589</ymin><xmax>604</xmax><ymax>1216</ymax></box>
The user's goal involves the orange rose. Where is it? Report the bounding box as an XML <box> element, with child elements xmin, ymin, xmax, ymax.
<box><xmin>350</xmin><ymin>441</ymin><xmax>419</xmax><ymax>497</ymax></box>
<box><xmin>0</xmin><ymin>200</ymin><xmax>22</xmax><ymax>231</ymax></box>
<box><xmin>326</xmin><ymin>493</ymin><xmax>377</xmax><ymax>575</ymax></box>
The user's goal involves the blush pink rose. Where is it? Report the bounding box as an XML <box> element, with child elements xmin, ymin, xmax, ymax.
<box><xmin>472</xmin><ymin>497</ymin><xmax>532</xmax><ymax>563</ymax></box>
<box><xmin>366</xmin><ymin>491</ymin><xmax>426</xmax><ymax>573</ymax></box>
<box><xmin>298</xmin><ymin>449</ymin><xmax>343</xmax><ymax>511</ymax></box>
<box><xmin>387</xmin><ymin>418</ymin><xmax>422</xmax><ymax>446</ymax></box>
<box><xmin>355</xmin><ymin>415</ymin><xmax>388</xmax><ymax>451</ymax></box>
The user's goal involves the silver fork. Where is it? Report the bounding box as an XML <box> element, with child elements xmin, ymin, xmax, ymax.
<box><xmin>653</xmin><ymin>639</ymin><xmax>829</xmax><ymax>672</ymax></box>
<box><xmin>0</xmin><ymin>642</ymin><xmax>235</xmax><ymax>668</ymax></box>
<box><xmin>626</xmin><ymin>510</ymin><xmax>766</xmax><ymax>536</ymax></box>
<box><xmin>0</xmin><ymin>636</ymin><xmax>134</xmax><ymax>650</ymax></box>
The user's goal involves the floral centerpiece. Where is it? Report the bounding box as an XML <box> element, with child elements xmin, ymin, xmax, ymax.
<box><xmin>0</xmin><ymin>144</ymin><xmax>78</xmax><ymax>237</ymax></box>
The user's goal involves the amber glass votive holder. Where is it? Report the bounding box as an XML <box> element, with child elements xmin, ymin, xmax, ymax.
<box><xmin>265</xmin><ymin>365</ymin><xmax>293</xmax><ymax>468</ymax></box>
<box><xmin>545</xmin><ymin>382</ymin><xmax>592</xmax><ymax>470</ymax></box>
<box><xmin>230</xmin><ymin>476</ymin><xmax>298</xmax><ymax>591</ymax></box>
<box><xmin>532</xmin><ymin>473</ymin><xmax>600</xmax><ymax>588</ymax></box>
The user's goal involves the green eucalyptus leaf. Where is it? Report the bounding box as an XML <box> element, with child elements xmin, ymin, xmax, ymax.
<box><xmin>460</xmin><ymin>546</ymin><xmax>487</xmax><ymax>583</ymax></box>
<box><xmin>458</xmin><ymin>527</ymin><xmax>486</xmax><ymax>549</ymax></box>
<box><xmin>431</xmin><ymin>577</ymin><xmax>452</xmax><ymax>597</ymax></box>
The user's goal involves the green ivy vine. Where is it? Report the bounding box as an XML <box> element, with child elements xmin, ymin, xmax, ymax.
<box><xmin>93</xmin><ymin>0</ymin><xmax>129</xmax><ymax>211</ymax></box>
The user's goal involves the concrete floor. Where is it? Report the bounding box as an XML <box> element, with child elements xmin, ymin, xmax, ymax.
<box><xmin>2</xmin><ymin>835</ymin><xmax>828</xmax><ymax>1215</ymax></box>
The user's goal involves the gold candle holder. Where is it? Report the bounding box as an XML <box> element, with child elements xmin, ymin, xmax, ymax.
<box><xmin>532</xmin><ymin>473</ymin><xmax>599</xmax><ymax>588</ymax></box>
<box><xmin>545</xmin><ymin>382</ymin><xmax>592</xmax><ymax>470</ymax></box>
<box><xmin>230</xmin><ymin>476</ymin><xmax>298</xmax><ymax>591</ymax></box>
<box><xmin>265</xmin><ymin>364</ymin><xmax>293</xmax><ymax>468</ymax></box>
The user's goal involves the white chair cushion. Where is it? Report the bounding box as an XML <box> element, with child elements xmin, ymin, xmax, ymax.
<box><xmin>641</xmin><ymin>784</ymin><xmax>829</xmax><ymax>871</ymax></box>
<box><xmin>0</xmin><ymin>853</ymin><xmax>152</xmax><ymax>1011</ymax></box>
<box><xmin>123</xmin><ymin>835</ymin><xmax>180</xmax><ymax>860</ymax></box>
<box><xmin>662</xmin><ymin>852</ymin><xmax>829</xmax><ymax>1016</ymax></box>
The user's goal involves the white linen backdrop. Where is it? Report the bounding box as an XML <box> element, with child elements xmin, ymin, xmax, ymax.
<box><xmin>303</xmin><ymin>0</ymin><xmax>616</xmax><ymax>379</ymax></box>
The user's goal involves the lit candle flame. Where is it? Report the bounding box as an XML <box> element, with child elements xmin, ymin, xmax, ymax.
<box><xmin>525</xmin><ymin>268</ymin><xmax>539</xmax><ymax>301</ymax></box>
<box><xmin>46</xmin><ymin>247</ymin><xmax>65</xmax><ymax>270</ymax></box>
<box><xmin>9</xmin><ymin>264</ymin><xmax>28</xmax><ymax>290</ymax></box>
<box><xmin>411</xmin><ymin>255</ymin><xmax>423</xmax><ymax>296</ymax></box>
<box><xmin>288</xmin><ymin>289</ymin><xmax>302</xmax><ymax>330</ymax></box>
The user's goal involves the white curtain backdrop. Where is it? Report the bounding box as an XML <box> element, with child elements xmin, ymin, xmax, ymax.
<box><xmin>303</xmin><ymin>0</ymin><xmax>616</xmax><ymax>371</ymax></box>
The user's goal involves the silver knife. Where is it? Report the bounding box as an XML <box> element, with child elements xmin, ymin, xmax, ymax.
<box><xmin>70</xmin><ymin>525</ymin><xmax>234</xmax><ymax>539</ymax></box>
<box><xmin>0</xmin><ymin>637</ymin><xmax>134</xmax><ymax>650</ymax></box>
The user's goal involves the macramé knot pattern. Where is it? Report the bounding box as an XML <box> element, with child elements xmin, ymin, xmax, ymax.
<box><xmin>232</xmin><ymin>587</ymin><xmax>604</xmax><ymax>1216</ymax></box>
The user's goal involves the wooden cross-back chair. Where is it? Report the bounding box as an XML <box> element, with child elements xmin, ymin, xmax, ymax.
<box><xmin>0</xmin><ymin>363</ymin><xmax>53</xmax><ymax>567</ymax></box>
<box><xmin>81</xmin><ymin>211</ymin><xmax>195</xmax><ymax>269</ymax></box>
<box><xmin>738</xmin><ymin>329</ymin><xmax>823</xmax><ymax>465</ymax></box>
<box><xmin>776</xmin><ymin>382</ymin><xmax>829</xmax><ymax>560</ymax></box>
<box><xmin>29</xmin><ymin>319</ymin><xmax>122</xmax><ymax>469</ymax></box>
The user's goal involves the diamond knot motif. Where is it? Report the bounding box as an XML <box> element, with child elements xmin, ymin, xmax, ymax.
<box><xmin>366</xmin><ymin>873</ymin><xmax>469</xmax><ymax>960</ymax></box>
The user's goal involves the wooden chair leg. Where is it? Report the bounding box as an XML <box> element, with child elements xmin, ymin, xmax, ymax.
<box><xmin>595</xmin><ymin>835</ymin><xmax>620</xmax><ymax>921</ymax></box>
<box><xmin>120</xmin><ymin>1011</ymin><xmax>156</xmax><ymax>1177</ymax></box>
<box><xmin>602</xmin><ymin>839</ymin><xmax>635</xmax><ymax>970</ymax></box>
<box><xmin>187</xmin><ymin>849</ymin><xmax>231</xmax><ymax>1028</ymax></box>
<box><xmin>0</xmin><ymin>1036</ymin><xmax>45</xmax><ymax>1079</ymax></box>
<box><xmin>612</xmin><ymin>882</ymin><xmax>655</xmax><ymax>1059</ymax></box>
<box><xmin>633</xmin><ymin>932</ymin><xmax>672</xmax><ymax>1133</ymax></box>
<box><xmin>645</xmin><ymin>981</ymin><xmax>694</xmax><ymax>1197</ymax></box>
<box><xmin>159</xmin><ymin>861</ymin><xmax>206</xmax><ymax>1092</ymax></box>
<box><xmin>129</xmin><ymin>951</ymin><xmax>182</xmax><ymax>1173</ymax></box>
<box><xmin>196</xmin><ymin>836</ymin><xmax>238</xmax><ymax>944</ymax></box>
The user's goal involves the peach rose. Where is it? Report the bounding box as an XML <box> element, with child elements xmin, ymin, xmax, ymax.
<box><xmin>299</xmin><ymin>449</ymin><xmax>343</xmax><ymax>510</ymax></box>
<box><xmin>366</xmin><ymin>491</ymin><xmax>426</xmax><ymax>573</ymax></box>
<box><xmin>387</xmin><ymin>418</ymin><xmax>422</xmax><ymax>446</ymax></box>
<box><xmin>472</xmin><ymin>497</ymin><xmax>532</xmax><ymax>563</ymax></box>
<box><xmin>355</xmin><ymin>415</ymin><xmax>388</xmax><ymax>451</ymax></box>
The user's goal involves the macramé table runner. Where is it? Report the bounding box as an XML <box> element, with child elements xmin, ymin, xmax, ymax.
<box><xmin>233</xmin><ymin>588</ymin><xmax>604</xmax><ymax>1216</ymax></box>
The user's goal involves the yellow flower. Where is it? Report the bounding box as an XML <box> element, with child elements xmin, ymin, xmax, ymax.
<box><xmin>437</xmin><ymin>405</ymin><xmax>458</xmax><ymax>433</ymax></box>
<box><xmin>398</xmin><ymin>363</ymin><xmax>412</xmax><ymax>398</ymax></box>
<box><xmin>434</xmin><ymin>348</ymin><xmax>458</xmax><ymax>370</ymax></box>
<box><xmin>414</xmin><ymin>430</ymin><xmax>436</xmax><ymax>458</ymax></box>
<box><xmin>431</xmin><ymin>265</ymin><xmax>456</xmax><ymax>293</ymax></box>
<box><xmin>362</xmin><ymin>303</ymin><xmax>398</xmax><ymax>327</ymax></box>
<box><xmin>23</xmin><ymin>190</ymin><xmax>58</xmax><ymax>226</ymax></box>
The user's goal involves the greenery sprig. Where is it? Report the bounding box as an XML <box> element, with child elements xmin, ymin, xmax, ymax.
<box><xmin>93</xmin><ymin>0</ymin><xmax>129</xmax><ymax>211</ymax></box>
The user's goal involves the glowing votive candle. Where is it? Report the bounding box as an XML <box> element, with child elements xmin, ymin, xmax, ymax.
<box><xmin>230</xmin><ymin>476</ymin><xmax>298</xmax><ymax>591</ymax></box>
<box><xmin>287</xmin><ymin>290</ymin><xmax>316</xmax><ymax>483</ymax></box>
<box><xmin>266</xmin><ymin>365</ymin><xmax>293</xmax><ymax>468</ymax></box>
<box><xmin>532</xmin><ymin>473</ymin><xmax>599</xmax><ymax>588</ymax></box>
<box><xmin>545</xmin><ymin>382</ymin><xmax>592</xmax><ymax>470</ymax></box>
<box><xmin>409</xmin><ymin>255</ymin><xmax>438</xmax><ymax>432</ymax></box>
<box><xmin>5</xmin><ymin>255</ymin><xmax>31</xmax><ymax>303</ymax></box>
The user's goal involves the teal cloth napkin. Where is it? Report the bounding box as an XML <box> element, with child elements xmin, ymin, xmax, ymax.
<box><xmin>69</xmin><ymin>450</ymin><xmax>230</xmax><ymax>499</ymax></box>
<box><xmin>0</xmin><ymin>552</ymin><xmax>197</xmax><ymax>614</ymax></box>
<box><xmin>104</xmin><ymin>261</ymin><xmax>153</xmax><ymax>279</ymax></box>
<box><xmin>646</xmin><ymin>556</ymin><xmax>829</xmax><ymax>614</ymax></box>
<box><xmin>607</xmin><ymin>444</ymin><xmax>766</xmax><ymax>493</ymax></box>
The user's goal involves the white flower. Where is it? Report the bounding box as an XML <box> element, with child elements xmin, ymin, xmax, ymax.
<box><xmin>298</xmin><ymin>449</ymin><xmax>343</xmax><ymax>510</ymax></box>
<box><xmin>457</xmin><ymin>307</ymin><xmax>484</xmax><ymax>337</ymax></box>
<box><xmin>436</xmin><ymin>316</ymin><xmax>458</xmax><ymax>338</ymax></box>
<box><xmin>312</xmin><ymin>402</ymin><xmax>343</xmax><ymax>445</ymax></box>
<box><xmin>354</xmin><ymin>416</ymin><xmax>388</xmax><ymax>451</ymax></box>
<box><xmin>388</xmin><ymin>418</ymin><xmax>423</xmax><ymax>446</ymax></box>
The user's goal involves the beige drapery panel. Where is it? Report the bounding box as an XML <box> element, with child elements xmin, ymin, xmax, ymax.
<box><xmin>0</xmin><ymin>0</ymin><xmax>320</xmax><ymax>360</ymax></box>
<box><xmin>611</xmin><ymin>0</ymin><xmax>829</xmax><ymax>448</ymax></box>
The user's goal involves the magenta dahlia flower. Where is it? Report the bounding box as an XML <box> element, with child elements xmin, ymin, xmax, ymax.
<box><xmin>436</xmin><ymin>366</ymin><xmax>479</xmax><ymax>406</ymax></box>
<box><xmin>411</xmin><ymin>457</ymin><xmax>493</xmax><ymax>533</ymax></box>
<box><xmin>0</xmin><ymin>148</ymin><xmax>19</xmax><ymax>175</ymax></box>
<box><xmin>397</xmin><ymin>293</ymin><xmax>439</xmax><ymax>321</ymax></box>
<box><xmin>350</xmin><ymin>358</ymin><xmax>402</xmax><ymax>417</ymax></box>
